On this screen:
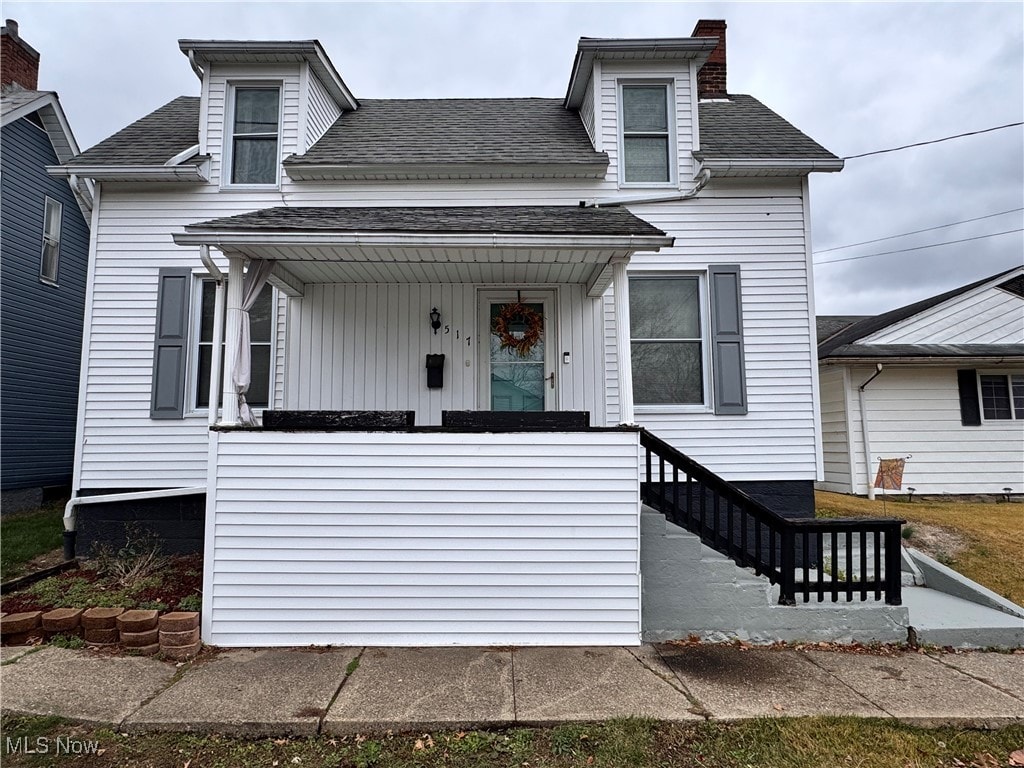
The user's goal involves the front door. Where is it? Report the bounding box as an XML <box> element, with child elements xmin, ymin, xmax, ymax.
<box><xmin>480</xmin><ymin>290</ymin><xmax>557</xmax><ymax>411</ymax></box>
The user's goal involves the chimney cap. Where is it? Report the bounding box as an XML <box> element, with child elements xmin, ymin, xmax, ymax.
<box><xmin>3</xmin><ymin>19</ymin><xmax>18</xmax><ymax>38</ymax></box>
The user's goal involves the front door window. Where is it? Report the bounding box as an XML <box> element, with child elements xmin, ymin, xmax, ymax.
<box><xmin>488</xmin><ymin>300</ymin><xmax>547</xmax><ymax>411</ymax></box>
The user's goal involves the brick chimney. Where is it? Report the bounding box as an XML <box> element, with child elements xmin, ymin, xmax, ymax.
<box><xmin>692</xmin><ymin>19</ymin><xmax>726</xmax><ymax>99</ymax></box>
<box><xmin>2</xmin><ymin>19</ymin><xmax>41</xmax><ymax>91</ymax></box>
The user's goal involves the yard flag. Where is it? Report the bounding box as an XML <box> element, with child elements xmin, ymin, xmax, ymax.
<box><xmin>874</xmin><ymin>458</ymin><xmax>906</xmax><ymax>491</ymax></box>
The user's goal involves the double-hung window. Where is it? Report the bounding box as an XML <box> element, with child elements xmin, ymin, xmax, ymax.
<box><xmin>629</xmin><ymin>275</ymin><xmax>704</xmax><ymax>405</ymax></box>
<box><xmin>979</xmin><ymin>373</ymin><xmax>1024</xmax><ymax>420</ymax></box>
<box><xmin>228</xmin><ymin>85</ymin><xmax>281</xmax><ymax>186</ymax></box>
<box><xmin>40</xmin><ymin>196</ymin><xmax>62</xmax><ymax>284</ymax></box>
<box><xmin>193</xmin><ymin>280</ymin><xmax>273</xmax><ymax>410</ymax></box>
<box><xmin>621</xmin><ymin>83</ymin><xmax>672</xmax><ymax>184</ymax></box>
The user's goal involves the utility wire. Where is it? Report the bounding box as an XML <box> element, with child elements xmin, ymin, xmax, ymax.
<box><xmin>842</xmin><ymin>122</ymin><xmax>1024</xmax><ymax>160</ymax></box>
<box><xmin>815</xmin><ymin>228</ymin><xmax>1024</xmax><ymax>266</ymax></box>
<box><xmin>814</xmin><ymin>208</ymin><xmax>1024</xmax><ymax>254</ymax></box>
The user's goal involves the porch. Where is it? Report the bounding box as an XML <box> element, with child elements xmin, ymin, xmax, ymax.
<box><xmin>203</xmin><ymin>420</ymin><xmax>643</xmax><ymax>647</ymax></box>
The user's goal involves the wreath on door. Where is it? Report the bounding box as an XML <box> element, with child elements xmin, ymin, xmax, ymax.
<box><xmin>492</xmin><ymin>302</ymin><xmax>543</xmax><ymax>357</ymax></box>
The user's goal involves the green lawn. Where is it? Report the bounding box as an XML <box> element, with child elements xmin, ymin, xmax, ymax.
<box><xmin>1</xmin><ymin>714</ymin><xmax>1021</xmax><ymax>768</ymax></box>
<box><xmin>0</xmin><ymin>502</ymin><xmax>65</xmax><ymax>581</ymax></box>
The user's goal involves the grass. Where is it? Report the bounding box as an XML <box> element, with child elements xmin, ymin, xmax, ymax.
<box><xmin>816</xmin><ymin>490</ymin><xmax>1024</xmax><ymax>605</ymax></box>
<box><xmin>0</xmin><ymin>714</ymin><xmax>1021</xmax><ymax>767</ymax></box>
<box><xmin>0</xmin><ymin>502</ymin><xmax>64</xmax><ymax>580</ymax></box>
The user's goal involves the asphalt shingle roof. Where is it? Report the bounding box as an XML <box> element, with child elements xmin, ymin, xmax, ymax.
<box><xmin>66</xmin><ymin>96</ymin><xmax>201</xmax><ymax>166</ymax></box>
<box><xmin>695</xmin><ymin>94</ymin><xmax>839</xmax><ymax>160</ymax></box>
<box><xmin>0</xmin><ymin>87</ymin><xmax>51</xmax><ymax>115</ymax></box>
<box><xmin>286</xmin><ymin>98</ymin><xmax>607</xmax><ymax>167</ymax></box>
<box><xmin>824</xmin><ymin>343</ymin><xmax>1024</xmax><ymax>359</ymax></box>
<box><xmin>816</xmin><ymin>315</ymin><xmax>869</xmax><ymax>345</ymax></box>
<box><xmin>186</xmin><ymin>205</ymin><xmax>667</xmax><ymax>237</ymax></box>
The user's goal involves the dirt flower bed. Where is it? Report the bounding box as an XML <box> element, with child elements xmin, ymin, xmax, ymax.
<box><xmin>0</xmin><ymin>553</ymin><xmax>202</xmax><ymax>615</ymax></box>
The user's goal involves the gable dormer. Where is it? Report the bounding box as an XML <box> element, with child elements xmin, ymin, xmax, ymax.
<box><xmin>178</xmin><ymin>39</ymin><xmax>357</xmax><ymax>189</ymax></box>
<box><xmin>564</xmin><ymin>30</ymin><xmax>717</xmax><ymax>189</ymax></box>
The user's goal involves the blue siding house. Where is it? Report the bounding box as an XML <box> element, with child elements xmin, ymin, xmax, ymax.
<box><xmin>1</xmin><ymin>20</ymin><xmax>92</xmax><ymax>509</ymax></box>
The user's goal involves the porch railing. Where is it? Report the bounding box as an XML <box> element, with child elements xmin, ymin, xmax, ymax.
<box><xmin>639</xmin><ymin>429</ymin><xmax>904</xmax><ymax>606</ymax></box>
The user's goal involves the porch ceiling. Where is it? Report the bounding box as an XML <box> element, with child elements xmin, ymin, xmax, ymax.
<box><xmin>172</xmin><ymin>205</ymin><xmax>673</xmax><ymax>295</ymax></box>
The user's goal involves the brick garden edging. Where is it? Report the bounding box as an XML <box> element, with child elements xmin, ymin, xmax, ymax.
<box><xmin>0</xmin><ymin>608</ymin><xmax>200</xmax><ymax>659</ymax></box>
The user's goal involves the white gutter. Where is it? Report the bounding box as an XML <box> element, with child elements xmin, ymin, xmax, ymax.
<box><xmin>582</xmin><ymin>168</ymin><xmax>711</xmax><ymax>208</ymax></box>
<box><xmin>165</xmin><ymin>144</ymin><xmax>201</xmax><ymax>166</ymax></box>
<box><xmin>857</xmin><ymin>364</ymin><xmax>884</xmax><ymax>501</ymax></box>
<box><xmin>283</xmin><ymin>161</ymin><xmax>608</xmax><ymax>180</ymax></box>
<box><xmin>47</xmin><ymin>164</ymin><xmax>209</xmax><ymax>182</ymax></box>
<box><xmin>62</xmin><ymin>486</ymin><xmax>206</xmax><ymax>557</ymax></box>
<box><xmin>696</xmin><ymin>158</ymin><xmax>845</xmax><ymax>174</ymax></box>
<box><xmin>173</xmin><ymin>231</ymin><xmax>675</xmax><ymax>251</ymax></box>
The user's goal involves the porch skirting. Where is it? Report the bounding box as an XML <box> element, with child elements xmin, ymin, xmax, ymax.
<box><xmin>203</xmin><ymin>429</ymin><xmax>642</xmax><ymax>647</ymax></box>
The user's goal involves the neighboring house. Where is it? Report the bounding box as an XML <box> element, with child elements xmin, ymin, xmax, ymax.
<box><xmin>52</xmin><ymin>21</ymin><xmax>909</xmax><ymax>647</ymax></box>
<box><xmin>1</xmin><ymin>20</ymin><xmax>92</xmax><ymax>510</ymax></box>
<box><xmin>817</xmin><ymin>266</ymin><xmax>1024</xmax><ymax>498</ymax></box>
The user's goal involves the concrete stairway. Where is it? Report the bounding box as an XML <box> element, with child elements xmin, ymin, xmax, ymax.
<box><xmin>639</xmin><ymin>508</ymin><xmax>910</xmax><ymax>644</ymax></box>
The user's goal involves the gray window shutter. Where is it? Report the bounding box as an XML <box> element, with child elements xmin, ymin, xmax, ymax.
<box><xmin>957</xmin><ymin>369</ymin><xmax>981</xmax><ymax>426</ymax></box>
<box><xmin>709</xmin><ymin>265</ymin><xmax>747</xmax><ymax>415</ymax></box>
<box><xmin>150</xmin><ymin>268</ymin><xmax>191</xmax><ymax>419</ymax></box>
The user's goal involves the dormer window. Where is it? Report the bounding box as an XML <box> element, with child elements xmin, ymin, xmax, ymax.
<box><xmin>620</xmin><ymin>83</ymin><xmax>672</xmax><ymax>185</ymax></box>
<box><xmin>228</xmin><ymin>85</ymin><xmax>281</xmax><ymax>186</ymax></box>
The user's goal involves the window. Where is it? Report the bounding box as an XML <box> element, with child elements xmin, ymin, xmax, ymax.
<box><xmin>193</xmin><ymin>280</ymin><xmax>273</xmax><ymax>410</ymax></box>
<box><xmin>629</xmin><ymin>276</ymin><xmax>704</xmax><ymax>405</ymax></box>
<box><xmin>40</xmin><ymin>196</ymin><xmax>61</xmax><ymax>283</ymax></box>
<box><xmin>979</xmin><ymin>374</ymin><xmax>1024</xmax><ymax>420</ymax></box>
<box><xmin>228</xmin><ymin>86</ymin><xmax>280</xmax><ymax>185</ymax></box>
<box><xmin>621</xmin><ymin>83</ymin><xmax>672</xmax><ymax>184</ymax></box>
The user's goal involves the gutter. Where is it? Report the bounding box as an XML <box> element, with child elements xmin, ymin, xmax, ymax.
<box><xmin>857</xmin><ymin>364</ymin><xmax>884</xmax><ymax>501</ymax></box>
<box><xmin>695</xmin><ymin>158</ymin><xmax>845</xmax><ymax>174</ymax></box>
<box><xmin>63</xmin><ymin>486</ymin><xmax>206</xmax><ymax>558</ymax></box>
<box><xmin>47</xmin><ymin>164</ymin><xmax>210</xmax><ymax>182</ymax></box>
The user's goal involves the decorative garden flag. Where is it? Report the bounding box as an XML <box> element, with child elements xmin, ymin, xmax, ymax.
<box><xmin>874</xmin><ymin>458</ymin><xmax>906</xmax><ymax>491</ymax></box>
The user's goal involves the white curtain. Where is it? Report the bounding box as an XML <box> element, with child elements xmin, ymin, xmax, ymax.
<box><xmin>232</xmin><ymin>258</ymin><xmax>275</xmax><ymax>426</ymax></box>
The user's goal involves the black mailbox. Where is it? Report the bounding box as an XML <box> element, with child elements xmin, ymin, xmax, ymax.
<box><xmin>425</xmin><ymin>354</ymin><xmax>445</xmax><ymax>389</ymax></box>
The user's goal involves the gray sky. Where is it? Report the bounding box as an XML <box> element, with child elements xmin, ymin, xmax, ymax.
<box><xmin>8</xmin><ymin>1</ymin><xmax>1023</xmax><ymax>315</ymax></box>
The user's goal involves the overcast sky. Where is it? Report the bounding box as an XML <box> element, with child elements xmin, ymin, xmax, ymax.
<box><xmin>7</xmin><ymin>1</ymin><xmax>1023</xmax><ymax>315</ymax></box>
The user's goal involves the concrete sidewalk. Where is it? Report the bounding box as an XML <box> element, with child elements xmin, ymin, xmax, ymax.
<box><xmin>2</xmin><ymin>643</ymin><xmax>1023</xmax><ymax>737</ymax></box>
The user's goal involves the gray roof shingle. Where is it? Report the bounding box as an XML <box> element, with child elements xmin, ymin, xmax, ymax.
<box><xmin>65</xmin><ymin>96</ymin><xmax>201</xmax><ymax>166</ymax></box>
<box><xmin>824</xmin><ymin>343</ymin><xmax>1024</xmax><ymax>359</ymax></box>
<box><xmin>695</xmin><ymin>94</ymin><xmax>839</xmax><ymax>161</ymax></box>
<box><xmin>286</xmin><ymin>98</ymin><xmax>607</xmax><ymax>167</ymax></box>
<box><xmin>0</xmin><ymin>87</ymin><xmax>52</xmax><ymax>115</ymax></box>
<box><xmin>816</xmin><ymin>315</ymin><xmax>869</xmax><ymax>344</ymax></box>
<box><xmin>186</xmin><ymin>205</ymin><xmax>667</xmax><ymax>237</ymax></box>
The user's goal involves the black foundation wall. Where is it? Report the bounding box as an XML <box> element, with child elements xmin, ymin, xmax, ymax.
<box><xmin>75</xmin><ymin>491</ymin><xmax>206</xmax><ymax>558</ymax></box>
<box><xmin>730</xmin><ymin>480</ymin><xmax>815</xmax><ymax>518</ymax></box>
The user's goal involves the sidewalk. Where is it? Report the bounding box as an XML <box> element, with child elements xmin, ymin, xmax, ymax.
<box><xmin>2</xmin><ymin>643</ymin><xmax>1023</xmax><ymax>736</ymax></box>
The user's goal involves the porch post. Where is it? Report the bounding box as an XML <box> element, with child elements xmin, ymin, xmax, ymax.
<box><xmin>612</xmin><ymin>258</ymin><xmax>635</xmax><ymax>425</ymax></box>
<box><xmin>220</xmin><ymin>255</ymin><xmax>245</xmax><ymax>425</ymax></box>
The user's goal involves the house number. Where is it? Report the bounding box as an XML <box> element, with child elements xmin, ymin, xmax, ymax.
<box><xmin>445</xmin><ymin>325</ymin><xmax>451</xmax><ymax>335</ymax></box>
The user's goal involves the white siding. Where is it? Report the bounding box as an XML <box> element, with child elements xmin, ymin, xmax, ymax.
<box><xmin>863</xmin><ymin>279</ymin><xmax>1024</xmax><ymax>344</ymax></box>
<box><xmin>605</xmin><ymin>180</ymin><xmax>819</xmax><ymax>480</ymax></box>
<box><xmin>205</xmin><ymin>430</ymin><xmax>641</xmax><ymax>646</ymax></box>
<box><xmin>285</xmin><ymin>283</ymin><xmax>606</xmax><ymax>426</ymax></box>
<box><xmin>818</xmin><ymin>366</ymin><xmax>853</xmax><ymax>493</ymax></box>
<box><xmin>845</xmin><ymin>364</ymin><xmax>1024</xmax><ymax>495</ymax></box>
<box><xmin>599</xmin><ymin>60</ymin><xmax>696</xmax><ymax>187</ymax></box>
<box><xmin>579</xmin><ymin>73</ymin><xmax>596</xmax><ymax>145</ymax></box>
<box><xmin>304</xmin><ymin>73</ymin><xmax>342</xmax><ymax>151</ymax></box>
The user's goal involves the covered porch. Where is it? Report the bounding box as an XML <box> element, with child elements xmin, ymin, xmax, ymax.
<box><xmin>172</xmin><ymin>205</ymin><xmax>671</xmax><ymax>646</ymax></box>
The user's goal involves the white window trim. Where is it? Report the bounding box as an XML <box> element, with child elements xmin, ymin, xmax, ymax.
<box><xmin>186</xmin><ymin>275</ymin><xmax>278</xmax><ymax>417</ymax></box>
<box><xmin>617</xmin><ymin>79</ymin><xmax>677</xmax><ymax>189</ymax></box>
<box><xmin>976</xmin><ymin>370</ymin><xmax>1024</xmax><ymax>422</ymax></box>
<box><xmin>628</xmin><ymin>268</ymin><xmax>712</xmax><ymax>414</ymax></box>
<box><xmin>221</xmin><ymin>80</ymin><xmax>284</xmax><ymax>190</ymax></box>
<box><xmin>40</xmin><ymin>195</ymin><xmax>62</xmax><ymax>286</ymax></box>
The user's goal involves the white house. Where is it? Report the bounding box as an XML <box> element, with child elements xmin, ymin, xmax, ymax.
<box><xmin>817</xmin><ymin>267</ymin><xmax>1024</xmax><ymax>497</ymax></box>
<box><xmin>51</xmin><ymin>21</ymin><xmax>907</xmax><ymax>647</ymax></box>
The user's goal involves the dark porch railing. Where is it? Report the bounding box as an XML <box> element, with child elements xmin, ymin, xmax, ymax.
<box><xmin>640</xmin><ymin>429</ymin><xmax>904</xmax><ymax>606</ymax></box>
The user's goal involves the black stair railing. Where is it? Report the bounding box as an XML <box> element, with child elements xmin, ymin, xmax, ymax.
<box><xmin>639</xmin><ymin>429</ymin><xmax>904</xmax><ymax>606</ymax></box>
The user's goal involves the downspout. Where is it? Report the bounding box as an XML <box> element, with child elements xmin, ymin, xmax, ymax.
<box><xmin>858</xmin><ymin>363</ymin><xmax>884</xmax><ymax>501</ymax></box>
<box><xmin>581</xmin><ymin>168</ymin><xmax>711</xmax><ymax>208</ymax></box>
<box><xmin>63</xmin><ymin>487</ymin><xmax>206</xmax><ymax>559</ymax></box>
<box><xmin>187</xmin><ymin>49</ymin><xmax>204</xmax><ymax>80</ymax></box>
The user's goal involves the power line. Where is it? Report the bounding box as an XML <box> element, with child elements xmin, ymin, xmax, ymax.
<box><xmin>815</xmin><ymin>228</ymin><xmax>1024</xmax><ymax>266</ymax></box>
<box><xmin>842</xmin><ymin>122</ymin><xmax>1024</xmax><ymax>160</ymax></box>
<box><xmin>814</xmin><ymin>208</ymin><xmax>1024</xmax><ymax>254</ymax></box>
